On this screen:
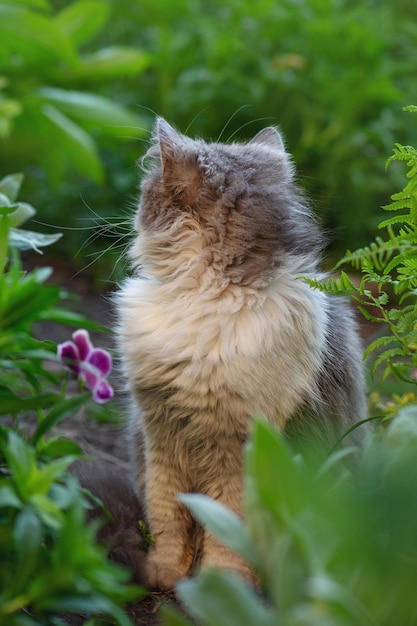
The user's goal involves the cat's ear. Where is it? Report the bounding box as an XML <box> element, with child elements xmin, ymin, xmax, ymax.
<box><xmin>249</xmin><ymin>127</ymin><xmax>285</xmax><ymax>151</ymax></box>
<box><xmin>155</xmin><ymin>117</ymin><xmax>183</xmax><ymax>170</ymax></box>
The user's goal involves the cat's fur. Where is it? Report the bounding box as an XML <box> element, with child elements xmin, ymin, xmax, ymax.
<box><xmin>115</xmin><ymin>118</ymin><xmax>367</xmax><ymax>589</ymax></box>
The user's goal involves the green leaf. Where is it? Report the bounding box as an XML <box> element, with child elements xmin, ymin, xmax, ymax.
<box><xmin>72</xmin><ymin>46</ymin><xmax>151</xmax><ymax>82</ymax></box>
<box><xmin>9</xmin><ymin>0</ymin><xmax>50</xmax><ymax>8</ymax></box>
<box><xmin>38</xmin><ymin>307</ymin><xmax>108</xmax><ymax>332</ymax></box>
<box><xmin>54</xmin><ymin>0</ymin><xmax>109</xmax><ymax>46</ymax></box>
<box><xmin>31</xmin><ymin>457</ymin><xmax>76</xmax><ymax>494</ymax></box>
<box><xmin>0</xmin><ymin>388</ymin><xmax>60</xmax><ymax>417</ymax></box>
<box><xmin>0</xmin><ymin>484</ymin><xmax>22</xmax><ymax>508</ymax></box>
<box><xmin>38</xmin><ymin>87</ymin><xmax>146</xmax><ymax>138</ymax></box>
<box><xmin>31</xmin><ymin>392</ymin><xmax>91</xmax><ymax>444</ymax></box>
<box><xmin>8</xmin><ymin>203</ymin><xmax>36</xmax><ymax>228</ymax></box>
<box><xmin>178</xmin><ymin>493</ymin><xmax>261</xmax><ymax>570</ymax></box>
<box><xmin>39</xmin><ymin>104</ymin><xmax>104</xmax><ymax>182</ymax></box>
<box><xmin>4</xmin><ymin>430</ymin><xmax>36</xmax><ymax>498</ymax></box>
<box><xmin>0</xmin><ymin>4</ymin><xmax>78</xmax><ymax>66</ymax></box>
<box><xmin>246</xmin><ymin>419</ymin><xmax>305</xmax><ymax>523</ymax></box>
<box><xmin>9</xmin><ymin>227</ymin><xmax>62</xmax><ymax>252</ymax></box>
<box><xmin>0</xmin><ymin>173</ymin><xmax>23</xmax><ymax>203</ymax></box>
<box><xmin>38</xmin><ymin>437</ymin><xmax>83</xmax><ymax>460</ymax></box>
<box><xmin>13</xmin><ymin>507</ymin><xmax>43</xmax><ymax>593</ymax></box>
<box><xmin>177</xmin><ymin>569</ymin><xmax>276</xmax><ymax>626</ymax></box>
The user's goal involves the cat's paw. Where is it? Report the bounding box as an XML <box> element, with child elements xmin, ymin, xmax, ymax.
<box><xmin>145</xmin><ymin>552</ymin><xmax>188</xmax><ymax>590</ymax></box>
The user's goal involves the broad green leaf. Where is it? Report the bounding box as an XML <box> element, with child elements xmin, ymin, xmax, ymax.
<box><xmin>177</xmin><ymin>569</ymin><xmax>276</xmax><ymax>626</ymax></box>
<box><xmin>38</xmin><ymin>437</ymin><xmax>83</xmax><ymax>460</ymax></box>
<box><xmin>38</xmin><ymin>307</ymin><xmax>107</xmax><ymax>332</ymax></box>
<box><xmin>9</xmin><ymin>0</ymin><xmax>50</xmax><ymax>8</ymax></box>
<box><xmin>29</xmin><ymin>492</ymin><xmax>64</xmax><ymax>528</ymax></box>
<box><xmin>4</xmin><ymin>431</ymin><xmax>36</xmax><ymax>499</ymax></box>
<box><xmin>9</xmin><ymin>226</ymin><xmax>62</xmax><ymax>252</ymax></box>
<box><xmin>40</xmin><ymin>104</ymin><xmax>103</xmax><ymax>182</ymax></box>
<box><xmin>8</xmin><ymin>203</ymin><xmax>36</xmax><ymax>228</ymax></box>
<box><xmin>309</xmin><ymin>574</ymin><xmax>374</xmax><ymax>625</ymax></box>
<box><xmin>0</xmin><ymin>4</ymin><xmax>78</xmax><ymax>66</ymax></box>
<box><xmin>54</xmin><ymin>0</ymin><xmax>109</xmax><ymax>46</ymax></box>
<box><xmin>71</xmin><ymin>46</ymin><xmax>151</xmax><ymax>82</ymax></box>
<box><xmin>0</xmin><ymin>212</ymin><xmax>8</xmax><ymax>272</ymax></box>
<box><xmin>0</xmin><ymin>484</ymin><xmax>22</xmax><ymax>508</ymax></box>
<box><xmin>30</xmin><ymin>457</ymin><xmax>76</xmax><ymax>495</ymax></box>
<box><xmin>38</xmin><ymin>87</ymin><xmax>146</xmax><ymax>138</ymax></box>
<box><xmin>0</xmin><ymin>194</ymin><xmax>14</xmax><ymax>208</ymax></box>
<box><xmin>0</xmin><ymin>173</ymin><xmax>23</xmax><ymax>203</ymax></box>
<box><xmin>178</xmin><ymin>493</ymin><xmax>261</xmax><ymax>569</ymax></box>
<box><xmin>13</xmin><ymin>507</ymin><xmax>42</xmax><ymax>593</ymax></box>
<box><xmin>32</xmin><ymin>392</ymin><xmax>91</xmax><ymax>444</ymax></box>
<box><xmin>245</xmin><ymin>419</ymin><xmax>305</xmax><ymax>523</ymax></box>
<box><xmin>0</xmin><ymin>389</ymin><xmax>60</xmax><ymax>417</ymax></box>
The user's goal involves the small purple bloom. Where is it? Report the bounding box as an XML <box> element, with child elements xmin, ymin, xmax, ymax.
<box><xmin>57</xmin><ymin>329</ymin><xmax>114</xmax><ymax>404</ymax></box>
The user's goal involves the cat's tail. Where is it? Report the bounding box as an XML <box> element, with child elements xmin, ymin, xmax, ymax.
<box><xmin>70</xmin><ymin>460</ymin><xmax>148</xmax><ymax>585</ymax></box>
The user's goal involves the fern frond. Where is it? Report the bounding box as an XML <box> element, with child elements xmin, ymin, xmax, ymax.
<box><xmin>302</xmin><ymin>271</ymin><xmax>355</xmax><ymax>295</ymax></box>
<box><xmin>372</xmin><ymin>347</ymin><xmax>405</xmax><ymax>377</ymax></box>
<box><xmin>356</xmin><ymin>305</ymin><xmax>385</xmax><ymax>323</ymax></box>
<box><xmin>363</xmin><ymin>334</ymin><xmax>397</xmax><ymax>360</ymax></box>
<box><xmin>337</xmin><ymin>238</ymin><xmax>395</xmax><ymax>272</ymax></box>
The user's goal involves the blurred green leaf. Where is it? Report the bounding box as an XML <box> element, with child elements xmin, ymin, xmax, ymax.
<box><xmin>0</xmin><ymin>388</ymin><xmax>60</xmax><ymax>416</ymax></box>
<box><xmin>31</xmin><ymin>392</ymin><xmax>91</xmax><ymax>444</ymax></box>
<box><xmin>177</xmin><ymin>569</ymin><xmax>276</xmax><ymax>626</ymax></box>
<box><xmin>38</xmin><ymin>437</ymin><xmax>83</xmax><ymax>460</ymax></box>
<box><xmin>9</xmin><ymin>227</ymin><xmax>61</xmax><ymax>252</ymax></box>
<box><xmin>246</xmin><ymin>419</ymin><xmax>305</xmax><ymax>523</ymax></box>
<box><xmin>178</xmin><ymin>493</ymin><xmax>261</xmax><ymax>570</ymax></box>
<box><xmin>38</xmin><ymin>87</ymin><xmax>146</xmax><ymax>138</ymax></box>
<box><xmin>0</xmin><ymin>3</ymin><xmax>78</xmax><ymax>66</ymax></box>
<box><xmin>37</xmin><ymin>307</ymin><xmax>108</xmax><ymax>332</ymax></box>
<box><xmin>8</xmin><ymin>203</ymin><xmax>36</xmax><ymax>228</ymax></box>
<box><xmin>54</xmin><ymin>0</ymin><xmax>109</xmax><ymax>46</ymax></box>
<box><xmin>71</xmin><ymin>46</ymin><xmax>151</xmax><ymax>81</ymax></box>
<box><xmin>4</xmin><ymin>430</ymin><xmax>36</xmax><ymax>499</ymax></box>
<box><xmin>0</xmin><ymin>484</ymin><xmax>21</xmax><ymax>508</ymax></box>
<box><xmin>10</xmin><ymin>0</ymin><xmax>50</xmax><ymax>8</ymax></box>
<box><xmin>0</xmin><ymin>173</ymin><xmax>23</xmax><ymax>203</ymax></box>
<box><xmin>39</xmin><ymin>104</ymin><xmax>104</xmax><ymax>182</ymax></box>
<box><xmin>13</xmin><ymin>507</ymin><xmax>43</xmax><ymax>594</ymax></box>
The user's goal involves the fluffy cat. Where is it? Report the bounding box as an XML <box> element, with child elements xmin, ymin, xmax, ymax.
<box><xmin>115</xmin><ymin>118</ymin><xmax>367</xmax><ymax>589</ymax></box>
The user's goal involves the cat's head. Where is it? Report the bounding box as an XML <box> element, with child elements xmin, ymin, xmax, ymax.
<box><xmin>133</xmin><ymin>118</ymin><xmax>323</xmax><ymax>286</ymax></box>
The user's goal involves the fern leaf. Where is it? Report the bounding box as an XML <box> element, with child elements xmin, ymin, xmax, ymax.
<box><xmin>372</xmin><ymin>347</ymin><xmax>405</xmax><ymax>377</ymax></box>
<box><xmin>363</xmin><ymin>334</ymin><xmax>397</xmax><ymax>360</ymax></box>
<box><xmin>302</xmin><ymin>272</ymin><xmax>355</xmax><ymax>295</ymax></box>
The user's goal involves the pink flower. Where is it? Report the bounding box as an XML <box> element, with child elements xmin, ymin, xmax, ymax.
<box><xmin>57</xmin><ymin>329</ymin><xmax>114</xmax><ymax>404</ymax></box>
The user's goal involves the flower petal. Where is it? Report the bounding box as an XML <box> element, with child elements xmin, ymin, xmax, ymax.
<box><xmin>88</xmin><ymin>348</ymin><xmax>112</xmax><ymax>377</ymax></box>
<box><xmin>57</xmin><ymin>341</ymin><xmax>80</xmax><ymax>375</ymax></box>
<box><xmin>92</xmin><ymin>379</ymin><xmax>114</xmax><ymax>404</ymax></box>
<box><xmin>72</xmin><ymin>329</ymin><xmax>93</xmax><ymax>361</ymax></box>
<box><xmin>80</xmin><ymin>363</ymin><xmax>101</xmax><ymax>393</ymax></box>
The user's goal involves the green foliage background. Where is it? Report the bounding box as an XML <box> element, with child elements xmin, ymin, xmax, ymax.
<box><xmin>0</xmin><ymin>0</ymin><xmax>416</xmax><ymax>279</ymax></box>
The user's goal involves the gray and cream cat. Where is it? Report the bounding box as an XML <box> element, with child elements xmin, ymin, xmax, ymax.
<box><xmin>116</xmin><ymin>118</ymin><xmax>366</xmax><ymax>589</ymax></box>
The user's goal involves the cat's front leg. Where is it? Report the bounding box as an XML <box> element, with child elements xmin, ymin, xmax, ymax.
<box><xmin>144</xmin><ymin>450</ymin><xmax>194</xmax><ymax>589</ymax></box>
<box><xmin>199</xmin><ymin>460</ymin><xmax>256</xmax><ymax>584</ymax></box>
